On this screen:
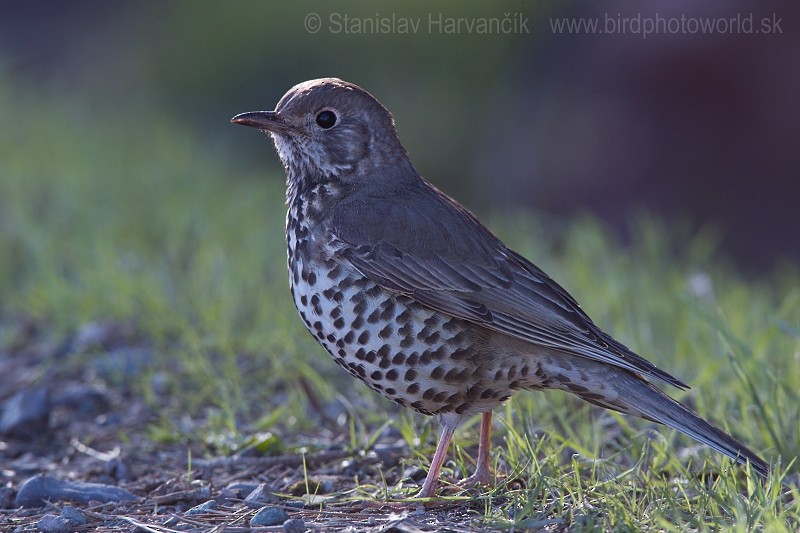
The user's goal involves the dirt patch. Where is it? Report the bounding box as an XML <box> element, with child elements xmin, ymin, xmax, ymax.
<box><xmin>1</xmin><ymin>318</ymin><xmax>511</xmax><ymax>532</ymax></box>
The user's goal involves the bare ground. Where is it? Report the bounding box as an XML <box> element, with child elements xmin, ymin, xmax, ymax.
<box><xmin>1</xmin><ymin>317</ymin><xmax>527</xmax><ymax>532</ymax></box>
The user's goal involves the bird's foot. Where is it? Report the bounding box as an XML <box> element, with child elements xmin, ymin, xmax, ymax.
<box><xmin>459</xmin><ymin>466</ymin><xmax>497</xmax><ymax>490</ymax></box>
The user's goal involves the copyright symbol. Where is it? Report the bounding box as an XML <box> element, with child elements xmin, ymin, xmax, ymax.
<box><xmin>305</xmin><ymin>12</ymin><xmax>322</xmax><ymax>34</ymax></box>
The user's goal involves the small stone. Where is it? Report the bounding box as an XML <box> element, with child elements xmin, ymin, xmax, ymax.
<box><xmin>0</xmin><ymin>387</ymin><xmax>50</xmax><ymax>438</ymax></box>
<box><xmin>185</xmin><ymin>500</ymin><xmax>216</xmax><ymax>516</ymax></box>
<box><xmin>250</xmin><ymin>506</ymin><xmax>288</xmax><ymax>527</ymax></box>
<box><xmin>0</xmin><ymin>485</ymin><xmax>14</xmax><ymax>508</ymax></box>
<box><xmin>59</xmin><ymin>505</ymin><xmax>87</xmax><ymax>525</ymax></box>
<box><xmin>284</xmin><ymin>500</ymin><xmax>306</xmax><ymax>509</ymax></box>
<box><xmin>282</xmin><ymin>517</ymin><xmax>306</xmax><ymax>533</ymax></box>
<box><xmin>36</xmin><ymin>514</ymin><xmax>72</xmax><ymax>533</ymax></box>
<box><xmin>244</xmin><ymin>482</ymin><xmax>279</xmax><ymax>507</ymax></box>
<box><xmin>15</xmin><ymin>474</ymin><xmax>137</xmax><ymax>508</ymax></box>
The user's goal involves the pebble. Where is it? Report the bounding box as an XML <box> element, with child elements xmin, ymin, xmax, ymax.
<box><xmin>59</xmin><ymin>505</ymin><xmax>87</xmax><ymax>525</ymax></box>
<box><xmin>36</xmin><ymin>514</ymin><xmax>72</xmax><ymax>533</ymax></box>
<box><xmin>244</xmin><ymin>482</ymin><xmax>279</xmax><ymax>507</ymax></box>
<box><xmin>0</xmin><ymin>387</ymin><xmax>50</xmax><ymax>437</ymax></box>
<box><xmin>250</xmin><ymin>506</ymin><xmax>288</xmax><ymax>527</ymax></box>
<box><xmin>15</xmin><ymin>474</ymin><xmax>137</xmax><ymax>508</ymax></box>
<box><xmin>282</xmin><ymin>517</ymin><xmax>306</xmax><ymax>533</ymax></box>
<box><xmin>185</xmin><ymin>499</ymin><xmax>216</xmax><ymax>516</ymax></box>
<box><xmin>34</xmin><ymin>506</ymin><xmax>87</xmax><ymax>533</ymax></box>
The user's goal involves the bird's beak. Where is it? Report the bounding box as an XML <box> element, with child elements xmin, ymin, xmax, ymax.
<box><xmin>230</xmin><ymin>111</ymin><xmax>295</xmax><ymax>135</ymax></box>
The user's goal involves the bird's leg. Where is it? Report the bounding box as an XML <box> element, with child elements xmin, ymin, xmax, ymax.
<box><xmin>418</xmin><ymin>423</ymin><xmax>457</xmax><ymax>498</ymax></box>
<box><xmin>462</xmin><ymin>411</ymin><xmax>494</xmax><ymax>487</ymax></box>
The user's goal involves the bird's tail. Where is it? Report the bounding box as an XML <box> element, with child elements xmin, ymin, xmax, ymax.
<box><xmin>583</xmin><ymin>370</ymin><xmax>769</xmax><ymax>479</ymax></box>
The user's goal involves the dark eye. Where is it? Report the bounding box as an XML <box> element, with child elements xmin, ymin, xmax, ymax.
<box><xmin>315</xmin><ymin>110</ymin><xmax>337</xmax><ymax>129</ymax></box>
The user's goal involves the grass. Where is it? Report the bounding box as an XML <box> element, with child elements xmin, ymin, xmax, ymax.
<box><xmin>1</xmin><ymin>76</ymin><xmax>799</xmax><ymax>530</ymax></box>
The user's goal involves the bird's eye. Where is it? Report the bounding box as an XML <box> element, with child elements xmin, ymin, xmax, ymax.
<box><xmin>315</xmin><ymin>110</ymin><xmax>337</xmax><ymax>129</ymax></box>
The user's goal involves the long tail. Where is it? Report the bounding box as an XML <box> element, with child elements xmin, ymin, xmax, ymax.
<box><xmin>583</xmin><ymin>370</ymin><xmax>769</xmax><ymax>478</ymax></box>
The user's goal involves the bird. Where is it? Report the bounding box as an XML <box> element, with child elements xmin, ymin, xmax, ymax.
<box><xmin>231</xmin><ymin>78</ymin><xmax>769</xmax><ymax>497</ymax></box>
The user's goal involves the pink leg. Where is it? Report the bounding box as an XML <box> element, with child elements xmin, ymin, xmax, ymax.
<box><xmin>463</xmin><ymin>411</ymin><xmax>494</xmax><ymax>487</ymax></box>
<box><xmin>418</xmin><ymin>423</ymin><xmax>457</xmax><ymax>498</ymax></box>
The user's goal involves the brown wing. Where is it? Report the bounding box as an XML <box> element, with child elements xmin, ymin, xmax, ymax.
<box><xmin>328</xmin><ymin>177</ymin><xmax>688</xmax><ymax>390</ymax></box>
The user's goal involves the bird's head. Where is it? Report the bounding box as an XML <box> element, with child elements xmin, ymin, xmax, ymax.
<box><xmin>232</xmin><ymin>78</ymin><xmax>408</xmax><ymax>188</ymax></box>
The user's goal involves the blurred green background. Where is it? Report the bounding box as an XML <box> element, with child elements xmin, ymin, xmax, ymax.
<box><xmin>2</xmin><ymin>0</ymin><xmax>798</xmax><ymax>271</ymax></box>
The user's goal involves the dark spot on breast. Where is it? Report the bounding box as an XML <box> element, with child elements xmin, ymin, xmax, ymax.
<box><xmin>430</xmin><ymin>346</ymin><xmax>448</xmax><ymax>360</ymax></box>
<box><xmin>455</xmin><ymin>403</ymin><xmax>469</xmax><ymax>414</ymax></box>
<box><xmin>378</xmin><ymin>324</ymin><xmax>393</xmax><ymax>339</ymax></box>
<box><xmin>333</xmin><ymin>291</ymin><xmax>344</xmax><ymax>303</ymax></box>
<box><xmin>432</xmin><ymin>391</ymin><xmax>448</xmax><ymax>403</ymax></box>
<box><xmin>333</xmin><ymin>317</ymin><xmax>345</xmax><ymax>329</ymax></box>
<box><xmin>377</xmin><ymin>344</ymin><xmax>391</xmax><ymax>357</ymax></box>
<box><xmin>365</xmin><ymin>351</ymin><xmax>376</xmax><ymax>364</ymax></box>
<box><xmin>386</xmin><ymin>369</ymin><xmax>399</xmax><ymax>381</ymax></box>
<box><xmin>392</xmin><ymin>353</ymin><xmax>406</xmax><ymax>365</ymax></box>
<box><xmin>307</xmin><ymin>271</ymin><xmax>317</xmax><ymax>286</ymax></box>
<box><xmin>385</xmin><ymin>387</ymin><xmax>396</xmax><ymax>395</ymax></box>
<box><xmin>367</xmin><ymin>308</ymin><xmax>381</xmax><ymax>324</ymax></box>
<box><xmin>300</xmin><ymin>295</ymin><xmax>308</xmax><ymax>306</ymax></box>
<box><xmin>357</xmin><ymin>331</ymin><xmax>370</xmax><ymax>345</ymax></box>
<box><xmin>343</xmin><ymin>330</ymin><xmax>355</xmax><ymax>344</ymax></box>
<box><xmin>423</xmin><ymin>332</ymin><xmax>440</xmax><ymax>344</ymax></box>
<box><xmin>396</xmin><ymin>309</ymin><xmax>412</xmax><ymax>324</ymax></box>
<box><xmin>351</xmin><ymin>316</ymin><xmax>364</xmax><ymax>329</ymax></box>
<box><xmin>355</xmin><ymin>348</ymin><xmax>366</xmax><ymax>360</ymax></box>
<box><xmin>430</xmin><ymin>366</ymin><xmax>445</xmax><ymax>380</ymax></box>
<box><xmin>326</xmin><ymin>334</ymin><xmax>336</xmax><ymax>343</ymax></box>
<box><xmin>370</xmin><ymin>370</ymin><xmax>382</xmax><ymax>381</ymax></box>
<box><xmin>405</xmin><ymin>368</ymin><xmax>417</xmax><ymax>381</ymax></box>
<box><xmin>327</xmin><ymin>265</ymin><xmax>342</xmax><ymax>279</ymax></box>
<box><xmin>419</xmin><ymin>353</ymin><xmax>432</xmax><ymax>366</ymax></box>
<box><xmin>444</xmin><ymin>368</ymin><xmax>461</xmax><ymax>381</ymax></box>
<box><xmin>353</xmin><ymin>299</ymin><xmax>368</xmax><ymax>315</ymax></box>
<box><xmin>407</xmin><ymin>383</ymin><xmax>420</xmax><ymax>394</ymax></box>
<box><xmin>449</xmin><ymin>348</ymin><xmax>470</xmax><ymax>360</ymax></box>
<box><xmin>365</xmin><ymin>285</ymin><xmax>383</xmax><ymax>298</ymax></box>
<box><xmin>422</xmin><ymin>388</ymin><xmax>435</xmax><ymax>400</ymax></box>
<box><xmin>399</xmin><ymin>337</ymin><xmax>414</xmax><ymax>349</ymax></box>
<box><xmin>379</xmin><ymin>356</ymin><xmax>391</xmax><ymax>369</ymax></box>
<box><xmin>313</xmin><ymin>321</ymin><xmax>323</xmax><ymax>332</ymax></box>
<box><xmin>379</xmin><ymin>300</ymin><xmax>396</xmax><ymax>320</ymax></box>
<box><xmin>406</xmin><ymin>353</ymin><xmax>419</xmax><ymax>366</ymax></box>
